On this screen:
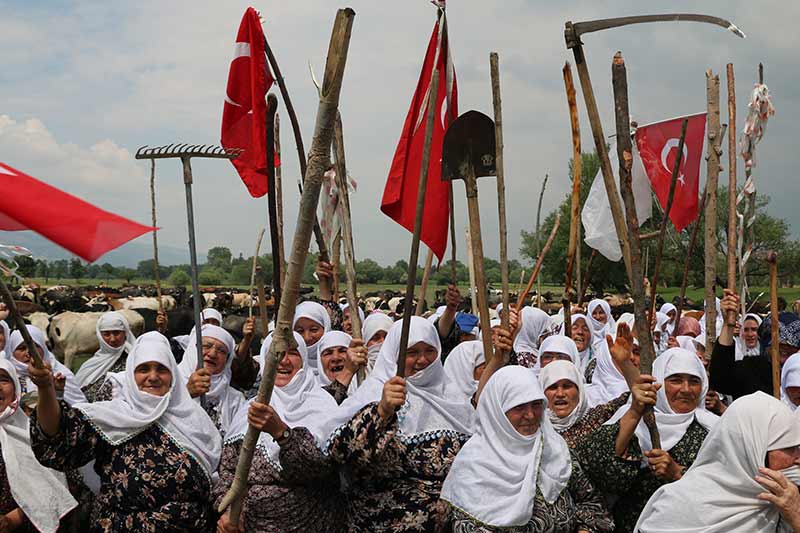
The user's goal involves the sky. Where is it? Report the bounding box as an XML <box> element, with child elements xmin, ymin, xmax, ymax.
<box><xmin>1</xmin><ymin>0</ymin><xmax>798</xmax><ymax>267</ymax></box>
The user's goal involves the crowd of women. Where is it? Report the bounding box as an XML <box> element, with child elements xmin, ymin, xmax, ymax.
<box><xmin>1</xmin><ymin>278</ymin><xmax>800</xmax><ymax>532</ymax></box>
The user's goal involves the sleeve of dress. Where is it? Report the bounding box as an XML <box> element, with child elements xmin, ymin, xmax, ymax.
<box><xmin>322</xmin><ymin>380</ymin><xmax>349</xmax><ymax>405</ymax></box>
<box><xmin>278</xmin><ymin>427</ymin><xmax>336</xmax><ymax>483</ymax></box>
<box><xmin>230</xmin><ymin>355</ymin><xmax>259</xmax><ymax>392</ymax></box>
<box><xmin>568</xmin><ymin>459</ymin><xmax>615</xmax><ymax>533</ymax></box>
<box><xmin>574</xmin><ymin>422</ymin><xmax>642</xmax><ymax>496</ymax></box>
<box><xmin>29</xmin><ymin>401</ymin><xmax>100</xmax><ymax>471</ymax></box>
<box><xmin>326</xmin><ymin>403</ymin><xmax>399</xmax><ymax>469</ymax></box>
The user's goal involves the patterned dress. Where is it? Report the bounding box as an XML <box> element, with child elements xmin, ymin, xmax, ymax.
<box><xmin>575</xmin><ymin>420</ymin><xmax>709</xmax><ymax>533</ymax></box>
<box><xmin>584</xmin><ymin>358</ymin><xmax>597</xmax><ymax>383</ymax></box>
<box><xmin>0</xmin><ymin>453</ymin><xmax>36</xmax><ymax>532</ymax></box>
<box><xmin>449</xmin><ymin>459</ymin><xmax>614</xmax><ymax>533</ymax></box>
<box><xmin>559</xmin><ymin>393</ymin><xmax>630</xmax><ymax>449</ymax></box>
<box><xmin>327</xmin><ymin>403</ymin><xmax>469</xmax><ymax>532</ymax></box>
<box><xmin>212</xmin><ymin>428</ymin><xmax>345</xmax><ymax>532</ymax></box>
<box><xmin>30</xmin><ymin>402</ymin><xmax>212</xmax><ymax>533</ymax></box>
<box><xmin>80</xmin><ymin>351</ymin><xmax>127</xmax><ymax>403</ymax></box>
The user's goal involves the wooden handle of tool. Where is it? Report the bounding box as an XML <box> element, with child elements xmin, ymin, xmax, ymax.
<box><xmin>517</xmin><ymin>213</ymin><xmax>560</xmax><ymax>309</ymax></box>
<box><xmin>612</xmin><ymin>338</ymin><xmax>662</xmax><ymax>449</ymax></box>
<box><xmin>768</xmin><ymin>251</ymin><xmax>780</xmax><ymax>398</ymax></box>
<box><xmin>0</xmin><ymin>277</ymin><xmax>45</xmax><ymax>369</ymax></box>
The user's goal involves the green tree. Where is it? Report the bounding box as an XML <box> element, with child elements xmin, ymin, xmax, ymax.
<box><xmin>69</xmin><ymin>258</ymin><xmax>86</xmax><ymax>282</ymax></box>
<box><xmin>15</xmin><ymin>256</ymin><xmax>35</xmax><ymax>278</ymax></box>
<box><xmin>356</xmin><ymin>259</ymin><xmax>383</xmax><ymax>284</ymax></box>
<box><xmin>199</xmin><ymin>267</ymin><xmax>225</xmax><ymax>285</ymax></box>
<box><xmin>207</xmin><ymin>246</ymin><xmax>233</xmax><ymax>271</ymax></box>
<box><xmin>168</xmin><ymin>269</ymin><xmax>191</xmax><ymax>287</ymax></box>
<box><xmin>101</xmin><ymin>263</ymin><xmax>115</xmax><ymax>283</ymax></box>
<box><xmin>117</xmin><ymin>267</ymin><xmax>137</xmax><ymax>284</ymax></box>
<box><xmin>51</xmin><ymin>259</ymin><xmax>69</xmax><ymax>280</ymax></box>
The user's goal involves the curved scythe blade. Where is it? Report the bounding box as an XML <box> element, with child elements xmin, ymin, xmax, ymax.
<box><xmin>569</xmin><ymin>13</ymin><xmax>745</xmax><ymax>44</ymax></box>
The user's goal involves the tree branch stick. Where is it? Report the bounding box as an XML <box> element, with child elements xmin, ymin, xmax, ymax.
<box><xmin>149</xmin><ymin>160</ymin><xmax>163</xmax><ymax>313</ymax></box>
<box><xmin>705</xmin><ymin>70</ymin><xmax>722</xmax><ymax>350</ymax></box>
<box><xmin>726</xmin><ymin>63</ymin><xmax>738</xmax><ymax>326</ymax></box>
<box><xmin>562</xmin><ymin>61</ymin><xmax>582</xmax><ymax>335</ymax></box>
<box><xmin>517</xmin><ymin>213</ymin><xmax>560</xmax><ymax>309</ymax></box>
<box><xmin>490</xmin><ymin>52</ymin><xmax>510</xmax><ymax>328</ymax></box>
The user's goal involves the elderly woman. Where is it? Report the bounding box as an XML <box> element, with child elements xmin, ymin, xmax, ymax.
<box><xmin>443</xmin><ymin>340</ymin><xmax>486</xmax><ymax>405</ymax></box>
<box><xmin>587</xmin><ymin>299</ymin><xmax>616</xmax><ymax>345</ymax></box>
<box><xmin>180</xmin><ymin>324</ymin><xmax>245</xmax><ymax>438</ymax></box>
<box><xmin>325</xmin><ymin>316</ymin><xmax>482</xmax><ymax>531</ymax></box>
<box><xmin>293</xmin><ymin>301</ymin><xmax>333</xmax><ymax>373</ymax></box>
<box><xmin>532</xmin><ymin>334</ymin><xmax>579</xmax><ymax>375</ymax></box>
<box><xmin>214</xmin><ymin>332</ymin><xmax>346</xmax><ymax>532</ymax></box>
<box><xmin>75</xmin><ymin>312</ymin><xmax>136</xmax><ymax>403</ymax></box>
<box><xmin>636</xmin><ymin>392</ymin><xmax>800</xmax><ymax>532</ymax></box>
<box><xmin>512</xmin><ymin>306</ymin><xmax>550</xmax><ymax>368</ymax></box>
<box><xmin>362</xmin><ymin>312</ymin><xmax>395</xmax><ymax>373</ymax></box>
<box><xmin>440</xmin><ymin>366</ymin><xmax>613</xmax><ymax>532</ymax></box>
<box><xmin>315</xmin><ymin>330</ymin><xmax>367</xmax><ymax>398</ymax></box>
<box><xmin>29</xmin><ymin>331</ymin><xmax>221</xmax><ymax>531</ymax></box>
<box><xmin>5</xmin><ymin>325</ymin><xmax>85</xmax><ymax>406</ymax></box>
<box><xmin>341</xmin><ymin>303</ymin><xmax>365</xmax><ymax>336</ymax></box>
<box><xmin>565</xmin><ymin>314</ymin><xmax>595</xmax><ymax>377</ymax></box>
<box><xmin>577</xmin><ymin>347</ymin><xmax>719</xmax><ymax>532</ymax></box>
<box><xmin>0</xmin><ymin>359</ymin><xmax>77</xmax><ymax>533</ymax></box>
<box><xmin>539</xmin><ymin>360</ymin><xmax>629</xmax><ymax>449</ymax></box>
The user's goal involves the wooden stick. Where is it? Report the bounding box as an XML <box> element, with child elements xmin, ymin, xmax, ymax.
<box><xmin>612</xmin><ymin>51</ymin><xmax>659</xmax><ymax>449</ymax></box>
<box><xmin>578</xmin><ymin>249</ymin><xmax>597</xmax><ymax>307</ymax></box>
<box><xmin>517</xmin><ymin>213</ymin><xmax>560</xmax><ymax>309</ymax></box>
<box><xmin>256</xmin><ymin>266</ymin><xmax>269</xmax><ymax>337</ymax></box>
<box><xmin>705</xmin><ymin>70</ymin><xmax>722</xmax><ymax>350</ymax></box>
<box><xmin>449</xmin><ymin>187</ymin><xmax>458</xmax><ymax>286</ymax></box>
<box><xmin>726</xmin><ymin>63</ymin><xmax>738</xmax><ymax>326</ymax></box>
<box><xmin>562</xmin><ymin>61</ymin><xmax>582</xmax><ymax>336</ymax></box>
<box><xmin>331</xmin><ymin>233</ymin><xmax>342</xmax><ymax>301</ymax></box>
<box><xmin>219</xmin><ymin>8</ymin><xmax>355</xmax><ymax>523</ymax></box>
<box><xmin>0</xmin><ymin>277</ymin><xmax>44</xmax><ymax>368</ymax></box>
<box><xmin>535</xmin><ymin>174</ymin><xmax>549</xmax><ymax>307</ymax></box>
<box><xmin>490</xmin><ymin>52</ymin><xmax>510</xmax><ymax>329</ymax></box>
<box><xmin>768</xmin><ymin>251</ymin><xmax>780</xmax><ymax>398</ymax></box>
<box><xmin>274</xmin><ymin>113</ymin><xmax>286</xmax><ymax>288</ymax></box>
<box><xmin>266</xmin><ymin>94</ymin><xmax>282</xmax><ymax>309</ymax></box>
<box><xmin>416</xmin><ymin>248</ymin><xmax>434</xmax><ymax>316</ymax></box>
<box><xmin>149</xmin><ymin>160</ymin><xmax>163</xmax><ymax>313</ymax></box>
<box><xmin>248</xmin><ymin>229</ymin><xmax>266</xmax><ymax>319</ymax></box>
<box><xmin>465</xmin><ymin>228</ymin><xmax>478</xmax><ymax>314</ymax></box>
<box><xmin>648</xmin><ymin>118</ymin><xmax>689</xmax><ymax>322</ymax></box>
<box><xmin>396</xmin><ymin>68</ymin><xmax>440</xmax><ymax>378</ymax></box>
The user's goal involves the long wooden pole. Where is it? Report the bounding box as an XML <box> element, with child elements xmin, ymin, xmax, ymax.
<box><xmin>219</xmin><ymin>9</ymin><xmax>355</xmax><ymax>524</ymax></box>
<box><xmin>416</xmin><ymin>248</ymin><xmax>434</xmax><ymax>315</ymax></box>
<box><xmin>465</xmin><ymin>228</ymin><xmax>478</xmax><ymax>313</ymax></box>
<box><xmin>149</xmin><ymin>160</ymin><xmax>163</xmax><ymax>313</ymax></box>
<box><xmin>535</xmin><ymin>174</ymin><xmax>549</xmax><ymax>307</ymax></box>
<box><xmin>562</xmin><ymin>61</ymin><xmax>582</xmax><ymax>336</ymax></box>
<box><xmin>449</xmin><ymin>187</ymin><xmax>458</xmax><ymax>286</ymax></box>
<box><xmin>517</xmin><ymin>213</ymin><xmax>560</xmax><ymax>309</ymax></box>
<box><xmin>0</xmin><ymin>278</ymin><xmax>44</xmax><ymax>368</ymax></box>
<box><xmin>704</xmin><ymin>70</ymin><xmax>722</xmax><ymax>350</ymax></box>
<box><xmin>578</xmin><ymin>249</ymin><xmax>597</xmax><ymax>307</ymax></box>
<box><xmin>490</xmin><ymin>52</ymin><xmax>510</xmax><ymax>329</ymax></box>
<box><xmin>768</xmin><ymin>251</ymin><xmax>780</xmax><ymax>398</ymax></box>
<box><xmin>726</xmin><ymin>63</ymin><xmax>738</xmax><ymax>326</ymax></box>
<box><xmin>396</xmin><ymin>68</ymin><xmax>440</xmax><ymax>378</ymax></box>
<box><xmin>248</xmin><ymin>229</ymin><xmax>266</xmax><ymax>319</ymax></box>
<box><xmin>266</xmin><ymin>94</ymin><xmax>282</xmax><ymax>309</ymax></box>
<box><xmin>612</xmin><ymin>51</ymin><xmax>660</xmax><ymax>449</ymax></box>
<box><xmin>274</xmin><ymin>113</ymin><xmax>286</xmax><ymax>287</ymax></box>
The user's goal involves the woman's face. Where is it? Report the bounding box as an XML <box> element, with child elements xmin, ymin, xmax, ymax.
<box><xmin>404</xmin><ymin>342</ymin><xmax>438</xmax><ymax>377</ymax></box>
<box><xmin>321</xmin><ymin>345</ymin><xmax>348</xmax><ymax>382</ymax></box>
<box><xmin>544</xmin><ymin>379</ymin><xmax>579</xmax><ymax>418</ymax></box>
<box><xmin>12</xmin><ymin>342</ymin><xmax>44</xmax><ymax>364</ymax></box>
<box><xmin>767</xmin><ymin>445</ymin><xmax>800</xmax><ymax>471</ymax></box>
<box><xmin>201</xmin><ymin>337</ymin><xmax>229</xmax><ymax>375</ymax></box>
<box><xmin>539</xmin><ymin>351</ymin><xmax>571</xmax><ymax>369</ymax></box>
<box><xmin>100</xmin><ymin>329</ymin><xmax>126</xmax><ymax>349</ymax></box>
<box><xmin>742</xmin><ymin>319</ymin><xmax>760</xmax><ymax>349</ymax></box>
<box><xmin>366</xmin><ymin>330</ymin><xmax>387</xmax><ymax>348</ymax></box>
<box><xmin>667</xmin><ymin>310</ymin><xmax>677</xmax><ymax>321</ymax></box>
<box><xmin>0</xmin><ymin>370</ymin><xmax>15</xmax><ymax>412</ymax></box>
<box><xmin>342</xmin><ymin>309</ymin><xmax>356</xmax><ymax>335</ymax></box>
<box><xmin>202</xmin><ymin>318</ymin><xmax>221</xmax><ymax>327</ymax></box>
<box><xmin>505</xmin><ymin>400</ymin><xmax>544</xmax><ymax>436</ymax></box>
<box><xmin>571</xmin><ymin>319</ymin><xmax>590</xmax><ymax>352</ymax></box>
<box><xmin>134</xmin><ymin>362</ymin><xmax>172</xmax><ymax>396</ymax></box>
<box><xmin>294</xmin><ymin>317</ymin><xmax>324</xmax><ymax>347</ymax></box>
<box><xmin>786</xmin><ymin>386</ymin><xmax>800</xmax><ymax>407</ymax></box>
<box><xmin>591</xmin><ymin>305</ymin><xmax>607</xmax><ymax>324</ymax></box>
<box><xmin>275</xmin><ymin>349</ymin><xmax>303</xmax><ymax>387</ymax></box>
<box><xmin>664</xmin><ymin>373</ymin><xmax>702</xmax><ymax>413</ymax></box>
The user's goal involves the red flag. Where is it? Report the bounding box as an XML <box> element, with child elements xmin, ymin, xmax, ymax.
<box><xmin>221</xmin><ymin>8</ymin><xmax>274</xmax><ymax>198</ymax></box>
<box><xmin>635</xmin><ymin>112</ymin><xmax>707</xmax><ymax>232</ymax></box>
<box><xmin>0</xmin><ymin>162</ymin><xmax>154</xmax><ymax>263</ymax></box>
<box><xmin>380</xmin><ymin>12</ymin><xmax>457</xmax><ymax>262</ymax></box>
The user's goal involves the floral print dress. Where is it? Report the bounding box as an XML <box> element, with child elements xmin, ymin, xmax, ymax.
<box><xmin>327</xmin><ymin>402</ymin><xmax>470</xmax><ymax>532</ymax></box>
<box><xmin>30</xmin><ymin>401</ymin><xmax>212</xmax><ymax>533</ymax></box>
<box><xmin>80</xmin><ymin>352</ymin><xmax>127</xmax><ymax>403</ymax></box>
<box><xmin>559</xmin><ymin>393</ymin><xmax>630</xmax><ymax>450</ymax></box>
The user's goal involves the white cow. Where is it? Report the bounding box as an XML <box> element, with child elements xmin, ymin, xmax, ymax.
<box><xmin>49</xmin><ymin>310</ymin><xmax>144</xmax><ymax>369</ymax></box>
<box><xmin>26</xmin><ymin>312</ymin><xmax>51</xmax><ymax>334</ymax></box>
<box><xmin>109</xmin><ymin>296</ymin><xmax>176</xmax><ymax>312</ymax></box>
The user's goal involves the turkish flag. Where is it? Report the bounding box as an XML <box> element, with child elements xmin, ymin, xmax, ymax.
<box><xmin>380</xmin><ymin>12</ymin><xmax>457</xmax><ymax>262</ymax></box>
<box><xmin>635</xmin><ymin>112</ymin><xmax>707</xmax><ymax>232</ymax></box>
<box><xmin>0</xmin><ymin>162</ymin><xmax>155</xmax><ymax>262</ymax></box>
<box><xmin>221</xmin><ymin>8</ymin><xmax>275</xmax><ymax>198</ymax></box>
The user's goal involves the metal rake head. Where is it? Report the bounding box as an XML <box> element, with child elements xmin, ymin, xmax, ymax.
<box><xmin>135</xmin><ymin>144</ymin><xmax>243</xmax><ymax>160</ymax></box>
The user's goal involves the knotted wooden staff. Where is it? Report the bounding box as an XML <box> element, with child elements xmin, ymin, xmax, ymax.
<box><xmin>562</xmin><ymin>62</ymin><xmax>581</xmax><ymax>335</ymax></box>
<box><xmin>768</xmin><ymin>251</ymin><xmax>780</xmax><ymax>398</ymax></box>
<box><xmin>218</xmin><ymin>9</ymin><xmax>355</xmax><ymax>525</ymax></box>
<box><xmin>725</xmin><ymin>63</ymin><xmax>738</xmax><ymax>327</ymax></box>
<box><xmin>704</xmin><ymin>70</ymin><xmax>723</xmax><ymax>350</ymax></box>
<box><xmin>490</xmin><ymin>52</ymin><xmax>510</xmax><ymax>329</ymax></box>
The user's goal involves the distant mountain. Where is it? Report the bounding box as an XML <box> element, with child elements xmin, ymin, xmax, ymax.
<box><xmin>0</xmin><ymin>232</ymin><xmax>205</xmax><ymax>267</ymax></box>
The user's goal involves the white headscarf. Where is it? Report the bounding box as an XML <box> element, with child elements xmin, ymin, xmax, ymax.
<box><xmin>0</xmin><ymin>320</ymin><xmax>8</xmax><ymax>352</ymax></box>
<box><xmin>321</xmin><ymin>316</ymin><xmax>474</xmax><ymax>441</ymax></box>
<box><xmin>587</xmin><ymin>299</ymin><xmax>616</xmax><ymax>344</ymax></box>
<box><xmin>562</xmin><ymin>313</ymin><xmax>594</xmax><ymax>372</ymax></box>
<box><xmin>443</xmin><ymin>340</ymin><xmax>485</xmax><ymax>404</ymax></box>
<box><xmin>341</xmin><ymin>303</ymin><xmax>365</xmax><ymax>325</ymax></box>
<box><xmin>699</xmin><ymin>297</ymin><xmax>723</xmax><ymax>339</ymax></box>
<box><xmin>74</xmin><ymin>312</ymin><xmax>136</xmax><ymax>388</ymax></box>
<box><xmin>177</xmin><ymin>324</ymin><xmax>244</xmax><ymax>436</ymax></box>
<box><xmin>6</xmin><ymin>326</ymin><xmax>86</xmax><ymax>406</ymax></box>
<box><xmin>654</xmin><ymin>312</ymin><xmax>671</xmax><ymax>354</ymax></box>
<box><xmin>314</xmin><ymin>330</ymin><xmax>353</xmax><ymax>388</ymax></box>
<box><xmin>659</xmin><ymin>303</ymin><xmax>677</xmax><ymax>329</ymax></box>
<box><xmin>735</xmin><ymin>313</ymin><xmax>763</xmax><ymax>361</ymax></box>
<box><xmin>226</xmin><ymin>331</ymin><xmax>338</xmax><ymax>466</ymax></box>
<box><xmin>780</xmin><ymin>352</ymin><xmax>800</xmax><ymax>411</ymax></box>
<box><xmin>539</xmin><ymin>360</ymin><xmax>589</xmax><ymax>433</ymax></box>
<box><xmin>173</xmin><ymin>308</ymin><xmax>225</xmax><ymax>351</ymax></box>
<box><xmin>0</xmin><ymin>359</ymin><xmax>77</xmax><ymax>533</ymax></box>
<box><xmin>427</xmin><ymin>305</ymin><xmax>447</xmax><ymax>323</ymax></box>
<box><xmin>605</xmin><ymin>348</ymin><xmax>718</xmax><ymax>454</ymax></box>
<box><xmin>513</xmin><ymin>307</ymin><xmax>550</xmax><ymax>355</ymax></box>
<box><xmin>585</xmin><ymin>340</ymin><xmax>628</xmax><ymax>407</ymax></box>
<box><xmin>636</xmin><ymin>392</ymin><xmax>800</xmax><ymax>533</ymax></box>
<box><xmin>676</xmin><ymin>335</ymin><xmax>698</xmax><ymax>355</ymax></box>
<box><xmin>440</xmin><ymin>366</ymin><xmax>571</xmax><ymax>527</ymax></box>
<box><xmin>76</xmin><ymin>331</ymin><xmax>222</xmax><ymax>476</ymax></box>
<box><xmin>362</xmin><ymin>312</ymin><xmax>394</xmax><ymax>374</ymax></box>
<box><xmin>293</xmin><ymin>301</ymin><xmax>332</xmax><ymax>371</ymax></box>
<box><xmin>533</xmin><ymin>335</ymin><xmax>578</xmax><ymax>375</ymax></box>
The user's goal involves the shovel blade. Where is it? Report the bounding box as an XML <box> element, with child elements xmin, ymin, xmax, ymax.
<box><xmin>441</xmin><ymin>110</ymin><xmax>496</xmax><ymax>181</ymax></box>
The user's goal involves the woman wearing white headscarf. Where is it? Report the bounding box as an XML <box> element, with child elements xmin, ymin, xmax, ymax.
<box><xmin>443</xmin><ymin>340</ymin><xmax>486</xmax><ymax>405</ymax></box>
<box><xmin>324</xmin><ymin>316</ymin><xmax>476</xmax><ymax>531</ymax></box>
<box><xmin>441</xmin><ymin>366</ymin><xmax>613</xmax><ymax>532</ymax></box>
<box><xmin>780</xmin><ymin>352</ymin><xmax>800</xmax><ymax>412</ymax></box>
<box><xmin>172</xmin><ymin>307</ymin><xmax>224</xmax><ymax>351</ymax></box>
<box><xmin>0</xmin><ymin>358</ymin><xmax>77</xmax><ymax>533</ymax></box>
<box><xmin>653</xmin><ymin>312</ymin><xmax>671</xmax><ymax>355</ymax></box>
<box><xmin>5</xmin><ymin>325</ymin><xmax>85</xmax><ymax>406</ymax></box>
<box><xmin>315</xmin><ymin>330</ymin><xmax>367</xmax><ymax>399</ymax></box>
<box><xmin>577</xmin><ymin>347</ymin><xmax>719</xmax><ymax>532</ymax></box>
<box><xmin>585</xmin><ymin>340</ymin><xmax>630</xmax><ymax>408</ymax></box>
<box><xmin>29</xmin><ymin>331</ymin><xmax>221</xmax><ymax>531</ymax></box>
<box><xmin>735</xmin><ymin>312</ymin><xmax>763</xmax><ymax>361</ymax></box>
<box><xmin>293</xmin><ymin>301</ymin><xmax>333</xmax><ymax>372</ymax></box>
<box><xmin>213</xmin><ymin>332</ymin><xmax>346</xmax><ymax>532</ymax></box>
<box><xmin>512</xmin><ymin>306</ymin><xmax>550</xmax><ymax>368</ymax></box>
<box><xmin>539</xmin><ymin>360</ymin><xmax>630</xmax><ymax>449</ymax></box>
<box><xmin>636</xmin><ymin>391</ymin><xmax>800</xmax><ymax>533</ymax></box>
<box><xmin>361</xmin><ymin>312</ymin><xmax>394</xmax><ymax>373</ymax></box>
<box><xmin>75</xmin><ymin>312</ymin><xmax>136</xmax><ymax>403</ymax></box>
<box><xmin>563</xmin><ymin>313</ymin><xmax>597</xmax><ymax>379</ymax></box>
<box><xmin>341</xmin><ymin>303</ymin><xmax>365</xmax><ymax>336</ymax></box>
<box><xmin>178</xmin><ymin>324</ymin><xmax>245</xmax><ymax>438</ymax></box>
<box><xmin>532</xmin><ymin>334</ymin><xmax>578</xmax><ymax>376</ymax></box>
<box><xmin>587</xmin><ymin>299</ymin><xmax>616</xmax><ymax>345</ymax></box>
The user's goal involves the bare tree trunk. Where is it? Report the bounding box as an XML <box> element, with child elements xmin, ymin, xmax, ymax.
<box><xmin>705</xmin><ymin>70</ymin><xmax>722</xmax><ymax>350</ymax></box>
<box><xmin>726</xmin><ymin>63</ymin><xmax>738</xmax><ymax>326</ymax></box>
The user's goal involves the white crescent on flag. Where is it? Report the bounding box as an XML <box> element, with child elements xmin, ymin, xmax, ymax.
<box><xmin>224</xmin><ymin>42</ymin><xmax>252</xmax><ymax>107</ymax></box>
